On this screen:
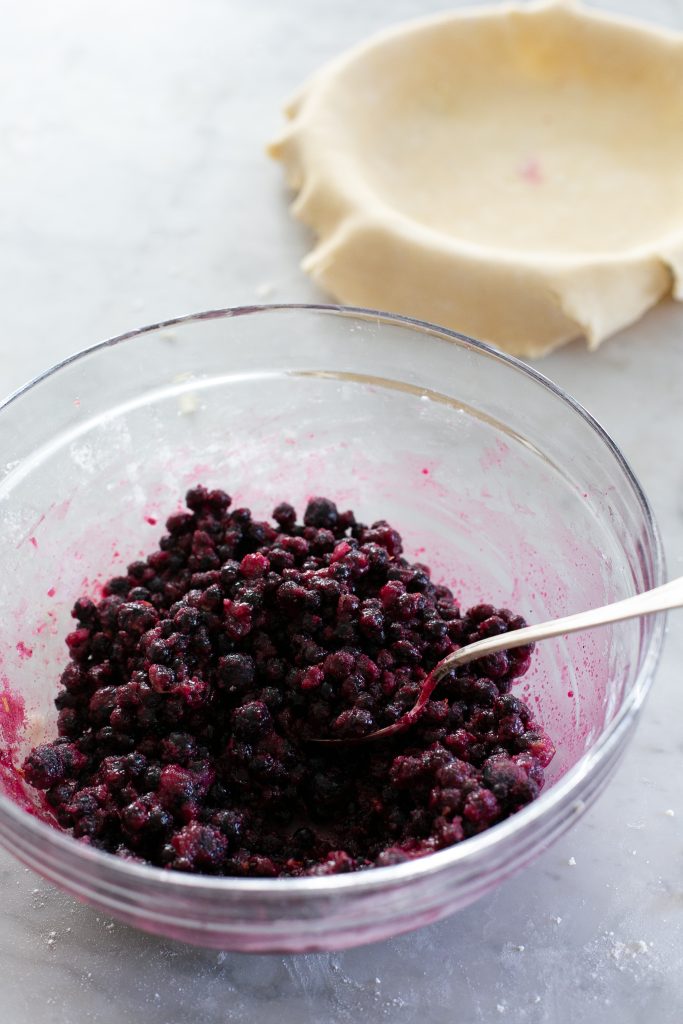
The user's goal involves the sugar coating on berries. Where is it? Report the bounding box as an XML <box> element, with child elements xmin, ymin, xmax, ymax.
<box><xmin>23</xmin><ymin>488</ymin><xmax>554</xmax><ymax>876</ymax></box>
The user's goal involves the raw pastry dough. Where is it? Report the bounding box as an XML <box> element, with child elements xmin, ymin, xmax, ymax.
<box><xmin>269</xmin><ymin>0</ymin><xmax>683</xmax><ymax>356</ymax></box>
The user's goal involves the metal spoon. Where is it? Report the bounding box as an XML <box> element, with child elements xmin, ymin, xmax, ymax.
<box><xmin>313</xmin><ymin>574</ymin><xmax>681</xmax><ymax>745</ymax></box>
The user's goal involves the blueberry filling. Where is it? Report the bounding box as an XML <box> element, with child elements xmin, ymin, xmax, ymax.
<box><xmin>23</xmin><ymin>488</ymin><xmax>555</xmax><ymax>876</ymax></box>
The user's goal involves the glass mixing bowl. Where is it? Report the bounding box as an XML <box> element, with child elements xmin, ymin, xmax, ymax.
<box><xmin>0</xmin><ymin>305</ymin><xmax>664</xmax><ymax>952</ymax></box>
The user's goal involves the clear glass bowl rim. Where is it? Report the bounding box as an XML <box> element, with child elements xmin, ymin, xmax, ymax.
<box><xmin>0</xmin><ymin>302</ymin><xmax>666</xmax><ymax>896</ymax></box>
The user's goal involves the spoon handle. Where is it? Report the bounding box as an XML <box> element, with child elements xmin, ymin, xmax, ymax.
<box><xmin>441</xmin><ymin>574</ymin><xmax>682</xmax><ymax>673</ymax></box>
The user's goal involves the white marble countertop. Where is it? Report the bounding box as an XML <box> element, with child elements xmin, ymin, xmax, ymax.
<box><xmin>1</xmin><ymin>1</ymin><xmax>682</xmax><ymax>1020</ymax></box>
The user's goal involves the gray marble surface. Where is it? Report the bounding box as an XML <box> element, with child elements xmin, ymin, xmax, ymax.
<box><xmin>1</xmin><ymin>0</ymin><xmax>682</xmax><ymax>1020</ymax></box>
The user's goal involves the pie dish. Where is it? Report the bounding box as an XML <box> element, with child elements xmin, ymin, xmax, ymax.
<box><xmin>270</xmin><ymin>1</ymin><xmax>683</xmax><ymax>356</ymax></box>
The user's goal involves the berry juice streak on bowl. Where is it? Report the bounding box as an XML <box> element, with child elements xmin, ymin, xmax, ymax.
<box><xmin>0</xmin><ymin>685</ymin><xmax>51</xmax><ymax>818</ymax></box>
<box><xmin>0</xmin><ymin>685</ymin><xmax>27</xmax><ymax>804</ymax></box>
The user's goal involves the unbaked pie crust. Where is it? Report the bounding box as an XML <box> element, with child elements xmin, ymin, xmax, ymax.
<box><xmin>270</xmin><ymin>0</ymin><xmax>683</xmax><ymax>356</ymax></box>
